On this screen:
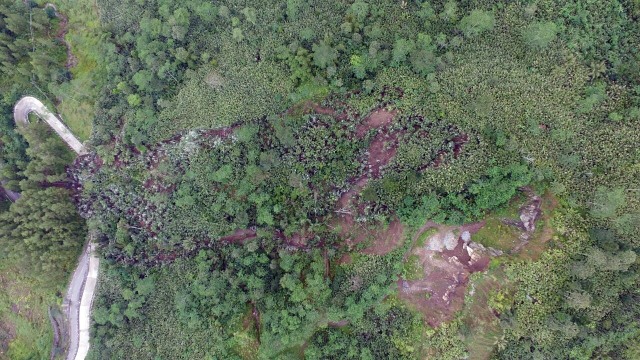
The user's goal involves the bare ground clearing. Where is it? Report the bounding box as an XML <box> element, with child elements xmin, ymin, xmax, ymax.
<box><xmin>398</xmin><ymin>222</ymin><xmax>492</xmax><ymax>327</ymax></box>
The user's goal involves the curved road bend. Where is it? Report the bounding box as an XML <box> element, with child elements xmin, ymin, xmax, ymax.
<box><xmin>13</xmin><ymin>96</ymin><xmax>86</xmax><ymax>155</ymax></box>
<box><xmin>12</xmin><ymin>96</ymin><xmax>97</xmax><ymax>360</ymax></box>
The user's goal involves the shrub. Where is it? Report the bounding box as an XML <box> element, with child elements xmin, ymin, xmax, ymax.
<box><xmin>523</xmin><ymin>21</ymin><xmax>558</xmax><ymax>49</ymax></box>
<box><xmin>459</xmin><ymin>10</ymin><xmax>495</xmax><ymax>38</ymax></box>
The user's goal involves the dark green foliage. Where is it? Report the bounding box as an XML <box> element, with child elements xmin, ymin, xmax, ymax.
<box><xmin>0</xmin><ymin>123</ymin><xmax>85</xmax><ymax>274</ymax></box>
<box><xmin>90</xmin><ymin>241</ymin><xmax>407</xmax><ymax>359</ymax></box>
<box><xmin>496</xmin><ymin>210</ymin><xmax>640</xmax><ymax>359</ymax></box>
<box><xmin>0</xmin><ymin>0</ymin><xmax>67</xmax><ymax>186</ymax></box>
<box><xmin>306</xmin><ymin>305</ymin><xmax>423</xmax><ymax>359</ymax></box>
<box><xmin>468</xmin><ymin>165</ymin><xmax>532</xmax><ymax>212</ymax></box>
<box><xmin>71</xmin><ymin>0</ymin><xmax>640</xmax><ymax>358</ymax></box>
<box><xmin>396</xmin><ymin>164</ymin><xmax>533</xmax><ymax>227</ymax></box>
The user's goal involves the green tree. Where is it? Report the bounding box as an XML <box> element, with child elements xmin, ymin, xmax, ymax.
<box><xmin>523</xmin><ymin>21</ymin><xmax>558</xmax><ymax>49</ymax></box>
<box><xmin>459</xmin><ymin>9</ymin><xmax>495</xmax><ymax>38</ymax></box>
<box><xmin>439</xmin><ymin>1</ymin><xmax>458</xmax><ymax>22</ymax></box>
<box><xmin>391</xmin><ymin>38</ymin><xmax>414</xmax><ymax>66</ymax></box>
<box><xmin>312</xmin><ymin>41</ymin><xmax>338</xmax><ymax>69</ymax></box>
<box><xmin>590</xmin><ymin>187</ymin><xmax>626</xmax><ymax>219</ymax></box>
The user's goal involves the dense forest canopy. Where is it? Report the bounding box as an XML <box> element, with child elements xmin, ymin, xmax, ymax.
<box><xmin>1</xmin><ymin>0</ymin><xmax>640</xmax><ymax>359</ymax></box>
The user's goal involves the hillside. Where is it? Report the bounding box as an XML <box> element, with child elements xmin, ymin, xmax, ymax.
<box><xmin>2</xmin><ymin>0</ymin><xmax>640</xmax><ymax>359</ymax></box>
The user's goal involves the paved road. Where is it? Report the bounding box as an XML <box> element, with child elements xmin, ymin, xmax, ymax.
<box><xmin>64</xmin><ymin>244</ymin><xmax>91</xmax><ymax>360</ymax></box>
<box><xmin>13</xmin><ymin>96</ymin><xmax>86</xmax><ymax>155</ymax></box>
<box><xmin>12</xmin><ymin>96</ymin><xmax>97</xmax><ymax>360</ymax></box>
<box><xmin>64</xmin><ymin>243</ymin><xmax>99</xmax><ymax>360</ymax></box>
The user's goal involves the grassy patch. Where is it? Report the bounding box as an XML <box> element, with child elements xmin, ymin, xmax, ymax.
<box><xmin>402</xmin><ymin>255</ymin><xmax>423</xmax><ymax>281</ymax></box>
<box><xmin>416</xmin><ymin>228</ymin><xmax>438</xmax><ymax>248</ymax></box>
<box><xmin>50</xmin><ymin>0</ymin><xmax>110</xmax><ymax>141</ymax></box>
<box><xmin>472</xmin><ymin>217</ymin><xmax>520</xmax><ymax>252</ymax></box>
<box><xmin>0</xmin><ymin>260</ymin><xmax>69</xmax><ymax>360</ymax></box>
<box><xmin>461</xmin><ymin>268</ymin><xmax>508</xmax><ymax>360</ymax></box>
<box><xmin>471</xmin><ymin>194</ymin><xmax>525</xmax><ymax>251</ymax></box>
<box><xmin>230</xmin><ymin>310</ymin><xmax>260</xmax><ymax>360</ymax></box>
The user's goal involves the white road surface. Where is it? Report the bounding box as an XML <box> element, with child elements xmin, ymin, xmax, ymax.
<box><xmin>13</xmin><ymin>96</ymin><xmax>86</xmax><ymax>155</ymax></box>
<box><xmin>65</xmin><ymin>243</ymin><xmax>99</xmax><ymax>360</ymax></box>
<box><xmin>12</xmin><ymin>96</ymin><xmax>97</xmax><ymax>360</ymax></box>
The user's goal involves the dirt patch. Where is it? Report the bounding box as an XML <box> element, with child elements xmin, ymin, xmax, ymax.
<box><xmin>365</xmin><ymin>129</ymin><xmax>401</xmax><ymax>179</ymax></box>
<box><xmin>329</xmin><ymin>107</ymin><xmax>405</xmax><ymax>254</ymax></box>
<box><xmin>220</xmin><ymin>228</ymin><xmax>257</xmax><ymax>244</ymax></box>
<box><xmin>398</xmin><ymin>222</ymin><xmax>492</xmax><ymax>326</ymax></box>
<box><xmin>452</xmin><ymin>133</ymin><xmax>469</xmax><ymax>158</ymax></box>
<box><xmin>275</xmin><ymin>230</ymin><xmax>316</xmax><ymax>250</ymax></box>
<box><xmin>355</xmin><ymin>109</ymin><xmax>397</xmax><ymax>138</ymax></box>
<box><xmin>337</xmin><ymin>253</ymin><xmax>353</xmax><ymax>265</ymax></box>
<box><xmin>361</xmin><ymin>218</ymin><xmax>405</xmax><ymax>255</ymax></box>
<box><xmin>47</xmin><ymin>4</ymin><xmax>78</xmax><ymax>69</ymax></box>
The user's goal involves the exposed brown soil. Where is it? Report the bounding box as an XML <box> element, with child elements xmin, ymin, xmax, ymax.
<box><xmin>275</xmin><ymin>230</ymin><xmax>315</xmax><ymax>249</ymax></box>
<box><xmin>355</xmin><ymin>109</ymin><xmax>397</xmax><ymax>138</ymax></box>
<box><xmin>48</xmin><ymin>5</ymin><xmax>78</xmax><ymax>69</ymax></box>
<box><xmin>337</xmin><ymin>253</ymin><xmax>353</xmax><ymax>265</ymax></box>
<box><xmin>398</xmin><ymin>222</ymin><xmax>491</xmax><ymax>327</ymax></box>
<box><xmin>330</xmin><ymin>108</ymin><xmax>406</xmax><ymax>256</ymax></box>
<box><xmin>361</xmin><ymin>218</ymin><xmax>404</xmax><ymax>255</ymax></box>
<box><xmin>220</xmin><ymin>228</ymin><xmax>257</xmax><ymax>244</ymax></box>
<box><xmin>366</xmin><ymin>129</ymin><xmax>401</xmax><ymax>179</ymax></box>
<box><xmin>452</xmin><ymin>133</ymin><xmax>469</xmax><ymax>158</ymax></box>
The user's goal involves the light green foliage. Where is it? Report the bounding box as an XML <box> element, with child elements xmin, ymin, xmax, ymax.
<box><xmin>349</xmin><ymin>0</ymin><xmax>369</xmax><ymax>23</ymax></box>
<box><xmin>392</xmin><ymin>38</ymin><xmax>415</xmax><ymax>66</ymax></box>
<box><xmin>312</xmin><ymin>41</ymin><xmax>338</xmax><ymax>69</ymax></box>
<box><xmin>590</xmin><ymin>187</ymin><xmax>626</xmax><ymax>219</ymax></box>
<box><xmin>402</xmin><ymin>255</ymin><xmax>423</xmax><ymax>280</ymax></box>
<box><xmin>439</xmin><ymin>1</ymin><xmax>459</xmax><ymax>22</ymax></box>
<box><xmin>459</xmin><ymin>10</ymin><xmax>495</xmax><ymax>38</ymax></box>
<box><xmin>241</xmin><ymin>7</ymin><xmax>257</xmax><ymax>25</ymax></box>
<box><xmin>10</xmin><ymin>0</ymin><xmax>635</xmax><ymax>359</ymax></box>
<box><xmin>127</xmin><ymin>94</ymin><xmax>141</xmax><ymax>107</ymax></box>
<box><xmin>523</xmin><ymin>21</ymin><xmax>559</xmax><ymax>49</ymax></box>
